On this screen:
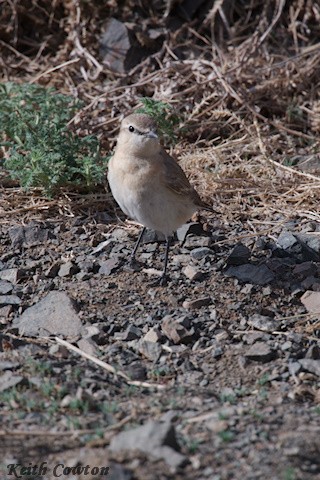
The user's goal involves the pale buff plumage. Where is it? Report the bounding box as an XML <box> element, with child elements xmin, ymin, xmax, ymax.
<box><xmin>108</xmin><ymin>113</ymin><xmax>207</xmax><ymax>284</ymax></box>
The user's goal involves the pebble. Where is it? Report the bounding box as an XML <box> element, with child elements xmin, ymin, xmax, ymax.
<box><xmin>300</xmin><ymin>290</ymin><xmax>320</xmax><ymax>313</ymax></box>
<box><xmin>99</xmin><ymin>258</ymin><xmax>120</xmax><ymax>275</ymax></box>
<box><xmin>139</xmin><ymin>340</ymin><xmax>162</xmax><ymax>361</ymax></box>
<box><xmin>110</xmin><ymin>420</ymin><xmax>187</xmax><ymax>470</ymax></box>
<box><xmin>190</xmin><ymin>247</ymin><xmax>214</xmax><ymax>260</ymax></box>
<box><xmin>58</xmin><ymin>261</ymin><xmax>79</xmax><ymax>277</ymax></box>
<box><xmin>277</xmin><ymin>231</ymin><xmax>297</xmax><ymax>249</ymax></box>
<box><xmin>161</xmin><ymin>315</ymin><xmax>195</xmax><ymax>344</ymax></box>
<box><xmin>182</xmin><ymin>264</ymin><xmax>203</xmax><ymax>281</ymax></box>
<box><xmin>183</xmin><ymin>296</ymin><xmax>211</xmax><ymax>310</ymax></box>
<box><xmin>245</xmin><ymin>342</ymin><xmax>276</xmax><ymax>363</ymax></box>
<box><xmin>247</xmin><ymin>314</ymin><xmax>278</xmax><ymax>332</ymax></box>
<box><xmin>0</xmin><ymin>295</ymin><xmax>21</xmax><ymax>306</ymax></box>
<box><xmin>115</xmin><ymin>325</ymin><xmax>142</xmax><ymax>341</ymax></box>
<box><xmin>176</xmin><ymin>222</ymin><xmax>204</xmax><ymax>242</ymax></box>
<box><xmin>143</xmin><ymin>327</ymin><xmax>162</xmax><ymax>343</ymax></box>
<box><xmin>226</xmin><ymin>243</ymin><xmax>251</xmax><ymax>266</ymax></box>
<box><xmin>0</xmin><ymin>268</ymin><xmax>24</xmax><ymax>284</ymax></box>
<box><xmin>226</xmin><ymin>264</ymin><xmax>275</xmax><ymax>285</ymax></box>
<box><xmin>14</xmin><ymin>291</ymin><xmax>83</xmax><ymax>338</ymax></box>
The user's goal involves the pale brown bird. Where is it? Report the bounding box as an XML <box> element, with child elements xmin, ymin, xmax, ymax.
<box><xmin>108</xmin><ymin>113</ymin><xmax>208</xmax><ymax>285</ymax></box>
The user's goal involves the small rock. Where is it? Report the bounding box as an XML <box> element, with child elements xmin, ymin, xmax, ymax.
<box><xmin>0</xmin><ymin>280</ymin><xmax>13</xmax><ymax>295</ymax></box>
<box><xmin>99</xmin><ymin>258</ymin><xmax>120</xmax><ymax>275</ymax></box>
<box><xmin>139</xmin><ymin>340</ymin><xmax>162</xmax><ymax>361</ymax></box>
<box><xmin>0</xmin><ymin>305</ymin><xmax>12</xmax><ymax>322</ymax></box>
<box><xmin>161</xmin><ymin>315</ymin><xmax>195</xmax><ymax>344</ymax></box>
<box><xmin>143</xmin><ymin>327</ymin><xmax>162</xmax><ymax>343</ymax></box>
<box><xmin>226</xmin><ymin>264</ymin><xmax>275</xmax><ymax>285</ymax></box>
<box><xmin>226</xmin><ymin>243</ymin><xmax>251</xmax><ymax>265</ymax></box>
<box><xmin>288</xmin><ymin>362</ymin><xmax>301</xmax><ymax>376</ymax></box>
<box><xmin>141</xmin><ymin>229</ymin><xmax>165</xmax><ymax>243</ymax></box>
<box><xmin>0</xmin><ymin>268</ymin><xmax>24</xmax><ymax>284</ymax></box>
<box><xmin>0</xmin><ymin>295</ymin><xmax>21</xmax><ymax>306</ymax></box>
<box><xmin>293</xmin><ymin>261</ymin><xmax>317</xmax><ymax>278</ymax></box>
<box><xmin>183</xmin><ymin>296</ymin><xmax>212</xmax><ymax>310</ymax></box>
<box><xmin>8</xmin><ymin>222</ymin><xmax>55</xmax><ymax>248</ymax></box>
<box><xmin>305</xmin><ymin>345</ymin><xmax>320</xmax><ymax>359</ymax></box>
<box><xmin>245</xmin><ymin>342</ymin><xmax>276</xmax><ymax>363</ymax></box>
<box><xmin>248</xmin><ymin>314</ymin><xmax>278</xmax><ymax>332</ymax></box>
<box><xmin>14</xmin><ymin>291</ymin><xmax>82</xmax><ymax>338</ymax></box>
<box><xmin>115</xmin><ymin>325</ymin><xmax>142</xmax><ymax>341</ymax></box>
<box><xmin>184</xmin><ymin>237</ymin><xmax>212</xmax><ymax>249</ymax></box>
<box><xmin>0</xmin><ymin>371</ymin><xmax>23</xmax><ymax>392</ymax></box>
<box><xmin>92</xmin><ymin>238</ymin><xmax>115</xmax><ymax>254</ymax></box>
<box><xmin>207</xmin><ymin>419</ymin><xmax>229</xmax><ymax>433</ymax></box>
<box><xmin>176</xmin><ymin>222</ymin><xmax>204</xmax><ymax>242</ymax></box>
<box><xmin>58</xmin><ymin>261</ymin><xmax>79</xmax><ymax>277</ymax></box>
<box><xmin>109</xmin><ymin>420</ymin><xmax>186</xmax><ymax>470</ymax></box>
<box><xmin>297</xmin><ymin>233</ymin><xmax>320</xmax><ymax>253</ymax></box>
<box><xmin>277</xmin><ymin>231</ymin><xmax>297</xmax><ymax>250</ymax></box>
<box><xmin>299</xmin><ymin>359</ymin><xmax>320</xmax><ymax>377</ymax></box>
<box><xmin>127</xmin><ymin>361</ymin><xmax>147</xmax><ymax>381</ymax></box>
<box><xmin>190</xmin><ymin>247</ymin><xmax>214</xmax><ymax>260</ymax></box>
<box><xmin>108</xmin><ymin>464</ymin><xmax>133</xmax><ymax>480</ymax></box>
<box><xmin>182</xmin><ymin>264</ymin><xmax>203</xmax><ymax>281</ymax></box>
<box><xmin>77</xmin><ymin>338</ymin><xmax>97</xmax><ymax>356</ymax></box>
<box><xmin>45</xmin><ymin>263</ymin><xmax>61</xmax><ymax>278</ymax></box>
<box><xmin>281</xmin><ymin>341</ymin><xmax>292</xmax><ymax>351</ymax></box>
<box><xmin>300</xmin><ymin>290</ymin><xmax>320</xmax><ymax>313</ymax></box>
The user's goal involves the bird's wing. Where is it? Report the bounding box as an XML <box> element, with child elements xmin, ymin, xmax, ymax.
<box><xmin>159</xmin><ymin>149</ymin><xmax>208</xmax><ymax>208</ymax></box>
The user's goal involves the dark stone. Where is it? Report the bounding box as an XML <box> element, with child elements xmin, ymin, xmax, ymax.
<box><xmin>226</xmin><ymin>264</ymin><xmax>275</xmax><ymax>285</ymax></box>
<box><xmin>293</xmin><ymin>262</ymin><xmax>317</xmax><ymax>278</ymax></box>
<box><xmin>115</xmin><ymin>325</ymin><xmax>142</xmax><ymax>341</ymax></box>
<box><xmin>305</xmin><ymin>345</ymin><xmax>320</xmax><ymax>360</ymax></box>
<box><xmin>245</xmin><ymin>342</ymin><xmax>276</xmax><ymax>362</ymax></box>
<box><xmin>127</xmin><ymin>361</ymin><xmax>147</xmax><ymax>381</ymax></box>
<box><xmin>9</xmin><ymin>222</ymin><xmax>55</xmax><ymax>248</ymax></box>
<box><xmin>226</xmin><ymin>243</ymin><xmax>251</xmax><ymax>266</ymax></box>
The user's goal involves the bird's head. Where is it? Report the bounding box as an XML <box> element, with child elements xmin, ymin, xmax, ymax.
<box><xmin>117</xmin><ymin>113</ymin><xmax>160</xmax><ymax>156</ymax></box>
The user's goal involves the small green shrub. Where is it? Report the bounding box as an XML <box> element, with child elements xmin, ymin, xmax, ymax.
<box><xmin>0</xmin><ymin>82</ymin><xmax>108</xmax><ymax>196</ymax></box>
<box><xmin>137</xmin><ymin>97</ymin><xmax>180</xmax><ymax>145</ymax></box>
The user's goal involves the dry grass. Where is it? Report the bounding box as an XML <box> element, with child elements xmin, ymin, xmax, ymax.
<box><xmin>1</xmin><ymin>0</ymin><xmax>320</xmax><ymax>231</ymax></box>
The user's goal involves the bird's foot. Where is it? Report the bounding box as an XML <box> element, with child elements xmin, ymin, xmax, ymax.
<box><xmin>149</xmin><ymin>274</ymin><xmax>169</xmax><ymax>287</ymax></box>
<box><xmin>124</xmin><ymin>257</ymin><xmax>143</xmax><ymax>273</ymax></box>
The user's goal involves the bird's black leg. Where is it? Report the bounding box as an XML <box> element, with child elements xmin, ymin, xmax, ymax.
<box><xmin>159</xmin><ymin>235</ymin><xmax>171</xmax><ymax>286</ymax></box>
<box><xmin>128</xmin><ymin>226</ymin><xmax>146</xmax><ymax>270</ymax></box>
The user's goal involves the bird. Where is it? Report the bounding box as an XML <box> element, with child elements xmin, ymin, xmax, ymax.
<box><xmin>107</xmin><ymin>113</ymin><xmax>208</xmax><ymax>285</ymax></box>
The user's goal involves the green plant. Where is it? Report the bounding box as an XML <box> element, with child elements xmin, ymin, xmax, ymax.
<box><xmin>218</xmin><ymin>430</ymin><xmax>235</xmax><ymax>442</ymax></box>
<box><xmin>0</xmin><ymin>82</ymin><xmax>108</xmax><ymax>196</ymax></box>
<box><xmin>137</xmin><ymin>97</ymin><xmax>180</xmax><ymax>145</ymax></box>
<box><xmin>282</xmin><ymin>466</ymin><xmax>297</xmax><ymax>480</ymax></box>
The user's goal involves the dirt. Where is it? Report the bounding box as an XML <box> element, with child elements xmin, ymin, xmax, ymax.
<box><xmin>0</xmin><ymin>199</ymin><xmax>319</xmax><ymax>480</ymax></box>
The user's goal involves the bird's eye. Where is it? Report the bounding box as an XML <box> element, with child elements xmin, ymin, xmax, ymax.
<box><xmin>128</xmin><ymin>125</ymin><xmax>135</xmax><ymax>132</ymax></box>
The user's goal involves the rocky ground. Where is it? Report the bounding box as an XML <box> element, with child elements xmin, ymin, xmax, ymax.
<box><xmin>0</xmin><ymin>199</ymin><xmax>320</xmax><ymax>480</ymax></box>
